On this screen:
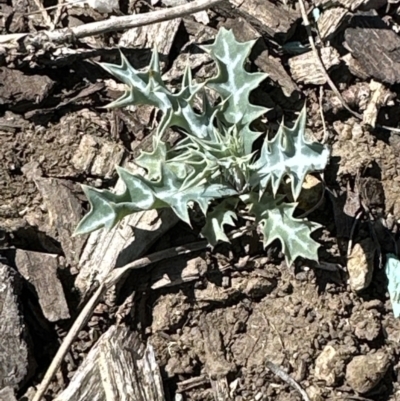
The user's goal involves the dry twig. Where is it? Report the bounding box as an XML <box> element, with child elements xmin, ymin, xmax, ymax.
<box><xmin>32</xmin><ymin>0</ymin><xmax>53</xmax><ymax>29</ymax></box>
<box><xmin>0</xmin><ymin>0</ymin><xmax>225</xmax><ymax>49</ymax></box>
<box><xmin>266</xmin><ymin>360</ymin><xmax>311</xmax><ymax>401</ymax></box>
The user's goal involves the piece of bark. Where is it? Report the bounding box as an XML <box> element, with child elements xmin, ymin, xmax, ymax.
<box><xmin>76</xmin><ymin>207</ymin><xmax>179</xmax><ymax>295</ymax></box>
<box><xmin>344</xmin><ymin>12</ymin><xmax>400</xmax><ymax>84</ymax></box>
<box><xmin>289</xmin><ymin>47</ymin><xmax>340</xmax><ymax>85</ymax></box>
<box><xmin>227</xmin><ymin>0</ymin><xmax>298</xmax><ymax>43</ymax></box>
<box><xmin>201</xmin><ymin>316</ymin><xmax>235</xmax><ymax>401</ymax></box>
<box><xmin>222</xmin><ymin>17</ymin><xmax>298</xmax><ymax>97</ymax></box>
<box><xmin>54</xmin><ymin>325</ymin><xmax>165</xmax><ymax>401</ymax></box>
<box><xmin>71</xmin><ymin>134</ymin><xmax>125</xmax><ymax>179</ymax></box>
<box><xmin>0</xmin><ymin>387</ymin><xmax>17</xmax><ymax>401</ymax></box>
<box><xmin>363</xmin><ymin>80</ymin><xmax>395</xmax><ymax>127</ymax></box>
<box><xmin>21</xmin><ymin>162</ymin><xmax>87</xmax><ymax>266</ymax></box>
<box><xmin>317</xmin><ymin>7</ymin><xmax>349</xmax><ymax>40</ymax></box>
<box><xmin>119</xmin><ymin>18</ymin><xmax>181</xmax><ymax>54</ymax></box>
<box><xmin>315</xmin><ymin>0</ymin><xmax>386</xmax><ymax>11</ymax></box>
<box><xmin>342</xmin><ymin>53</ymin><xmax>370</xmax><ymax>80</ymax></box>
<box><xmin>34</xmin><ymin>177</ymin><xmax>87</xmax><ymax>266</ymax></box>
<box><xmin>0</xmin><ymin>263</ymin><xmax>33</xmax><ymax>390</ymax></box>
<box><xmin>150</xmin><ymin>255</ymin><xmax>208</xmax><ymax>289</ymax></box>
<box><xmin>15</xmin><ymin>250</ymin><xmax>70</xmax><ymax>321</ymax></box>
<box><xmin>0</xmin><ymin>68</ymin><xmax>54</xmax><ymax>108</ymax></box>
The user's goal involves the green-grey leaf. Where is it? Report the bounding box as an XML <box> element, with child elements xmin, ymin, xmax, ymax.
<box><xmin>242</xmin><ymin>192</ymin><xmax>321</xmax><ymax>265</ymax></box>
<box><xmin>250</xmin><ymin>107</ymin><xmax>330</xmax><ymax>200</ymax></box>
<box><xmin>201</xmin><ymin>198</ymin><xmax>238</xmax><ymax>245</ymax></box>
<box><xmin>385</xmin><ymin>253</ymin><xmax>400</xmax><ymax>318</ymax></box>
<box><xmin>202</xmin><ymin>27</ymin><xmax>269</xmax><ymax>153</ymax></box>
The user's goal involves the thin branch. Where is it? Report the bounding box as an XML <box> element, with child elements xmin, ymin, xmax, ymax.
<box><xmin>266</xmin><ymin>360</ymin><xmax>311</xmax><ymax>401</ymax></box>
<box><xmin>0</xmin><ymin>0</ymin><xmax>225</xmax><ymax>48</ymax></box>
<box><xmin>51</xmin><ymin>0</ymin><xmax>66</xmax><ymax>30</ymax></box>
<box><xmin>318</xmin><ymin>86</ymin><xmax>329</xmax><ymax>144</ymax></box>
<box><xmin>32</xmin><ymin>0</ymin><xmax>53</xmax><ymax>29</ymax></box>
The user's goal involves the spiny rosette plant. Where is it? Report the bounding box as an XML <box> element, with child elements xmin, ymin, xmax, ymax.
<box><xmin>74</xmin><ymin>28</ymin><xmax>330</xmax><ymax>265</ymax></box>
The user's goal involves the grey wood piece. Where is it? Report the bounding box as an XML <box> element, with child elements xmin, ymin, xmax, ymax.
<box><xmin>0</xmin><ymin>262</ymin><xmax>33</xmax><ymax>390</ymax></box>
<box><xmin>54</xmin><ymin>325</ymin><xmax>165</xmax><ymax>401</ymax></box>
<box><xmin>15</xmin><ymin>250</ymin><xmax>70</xmax><ymax>322</ymax></box>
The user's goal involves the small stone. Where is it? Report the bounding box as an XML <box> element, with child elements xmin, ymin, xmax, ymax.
<box><xmin>307</xmin><ymin>385</ymin><xmax>324</xmax><ymax>401</ymax></box>
<box><xmin>350</xmin><ymin>309</ymin><xmax>381</xmax><ymax>341</ymax></box>
<box><xmin>243</xmin><ymin>277</ymin><xmax>275</xmax><ymax>299</ymax></box>
<box><xmin>346</xmin><ymin>351</ymin><xmax>390</xmax><ymax>393</ymax></box>
<box><xmin>314</xmin><ymin>345</ymin><xmax>343</xmax><ymax>386</ymax></box>
<box><xmin>347</xmin><ymin>239</ymin><xmax>375</xmax><ymax>291</ymax></box>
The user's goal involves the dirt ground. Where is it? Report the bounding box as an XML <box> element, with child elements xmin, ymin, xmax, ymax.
<box><xmin>2</xmin><ymin>0</ymin><xmax>400</xmax><ymax>400</ymax></box>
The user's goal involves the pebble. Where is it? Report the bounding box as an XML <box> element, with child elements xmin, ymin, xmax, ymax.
<box><xmin>346</xmin><ymin>350</ymin><xmax>390</xmax><ymax>393</ymax></box>
<box><xmin>314</xmin><ymin>345</ymin><xmax>342</xmax><ymax>386</ymax></box>
<box><xmin>347</xmin><ymin>239</ymin><xmax>375</xmax><ymax>291</ymax></box>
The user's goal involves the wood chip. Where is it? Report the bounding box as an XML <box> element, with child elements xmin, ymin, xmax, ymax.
<box><xmin>71</xmin><ymin>134</ymin><xmax>125</xmax><ymax>179</ymax></box>
<box><xmin>289</xmin><ymin>47</ymin><xmax>340</xmax><ymax>85</ymax></box>
<box><xmin>228</xmin><ymin>0</ymin><xmax>298</xmax><ymax>43</ymax></box>
<box><xmin>344</xmin><ymin>12</ymin><xmax>400</xmax><ymax>84</ymax></box>
<box><xmin>363</xmin><ymin>80</ymin><xmax>395</xmax><ymax>127</ymax></box>
<box><xmin>317</xmin><ymin>7</ymin><xmax>348</xmax><ymax>40</ymax></box>
<box><xmin>0</xmin><ymin>262</ymin><xmax>32</xmax><ymax>389</ymax></box>
<box><xmin>33</xmin><ymin>177</ymin><xmax>87</xmax><ymax>267</ymax></box>
<box><xmin>15</xmin><ymin>250</ymin><xmax>70</xmax><ymax>321</ymax></box>
<box><xmin>54</xmin><ymin>326</ymin><xmax>165</xmax><ymax>401</ymax></box>
<box><xmin>342</xmin><ymin>53</ymin><xmax>370</xmax><ymax>80</ymax></box>
<box><xmin>119</xmin><ymin>18</ymin><xmax>182</xmax><ymax>55</ymax></box>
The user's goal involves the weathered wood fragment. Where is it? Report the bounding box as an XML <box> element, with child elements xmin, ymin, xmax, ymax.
<box><xmin>228</xmin><ymin>0</ymin><xmax>298</xmax><ymax>43</ymax></box>
<box><xmin>317</xmin><ymin>7</ymin><xmax>348</xmax><ymax>40</ymax></box>
<box><xmin>315</xmin><ymin>0</ymin><xmax>386</xmax><ymax>11</ymax></box>
<box><xmin>71</xmin><ymin>134</ymin><xmax>125</xmax><ymax>179</ymax></box>
<box><xmin>344</xmin><ymin>12</ymin><xmax>400</xmax><ymax>84</ymax></box>
<box><xmin>54</xmin><ymin>325</ymin><xmax>165</xmax><ymax>401</ymax></box>
<box><xmin>150</xmin><ymin>255</ymin><xmax>208</xmax><ymax>289</ymax></box>
<box><xmin>201</xmin><ymin>316</ymin><xmax>235</xmax><ymax>401</ymax></box>
<box><xmin>76</xmin><ymin>207</ymin><xmax>178</xmax><ymax>294</ymax></box>
<box><xmin>289</xmin><ymin>47</ymin><xmax>340</xmax><ymax>85</ymax></box>
<box><xmin>15</xmin><ymin>250</ymin><xmax>70</xmax><ymax>321</ymax></box>
<box><xmin>21</xmin><ymin>162</ymin><xmax>86</xmax><ymax>266</ymax></box>
<box><xmin>0</xmin><ymin>68</ymin><xmax>54</xmax><ymax>108</ymax></box>
<box><xmin>363</xmin><ymin>80</ymin><xmax>395</xmax><ymax>127</ymax></box>
<box><xmin>119</xmin><ymin>18</ymin><xmax>182</xmax><ymax>54</ymax></box>
<box><xmin>0</xmin><ymin>262</ymin><xmax>33</xmax><ymax>390</ymax></box>
<box><xmin>342</xmin><ymin>53</ymin><xmax>370</xmax><ymax>80</ymax></box>
<box><xmin>33</xmin><ymin>177</ymin><xmax>87</xmax><ymax>266</ymax></box>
